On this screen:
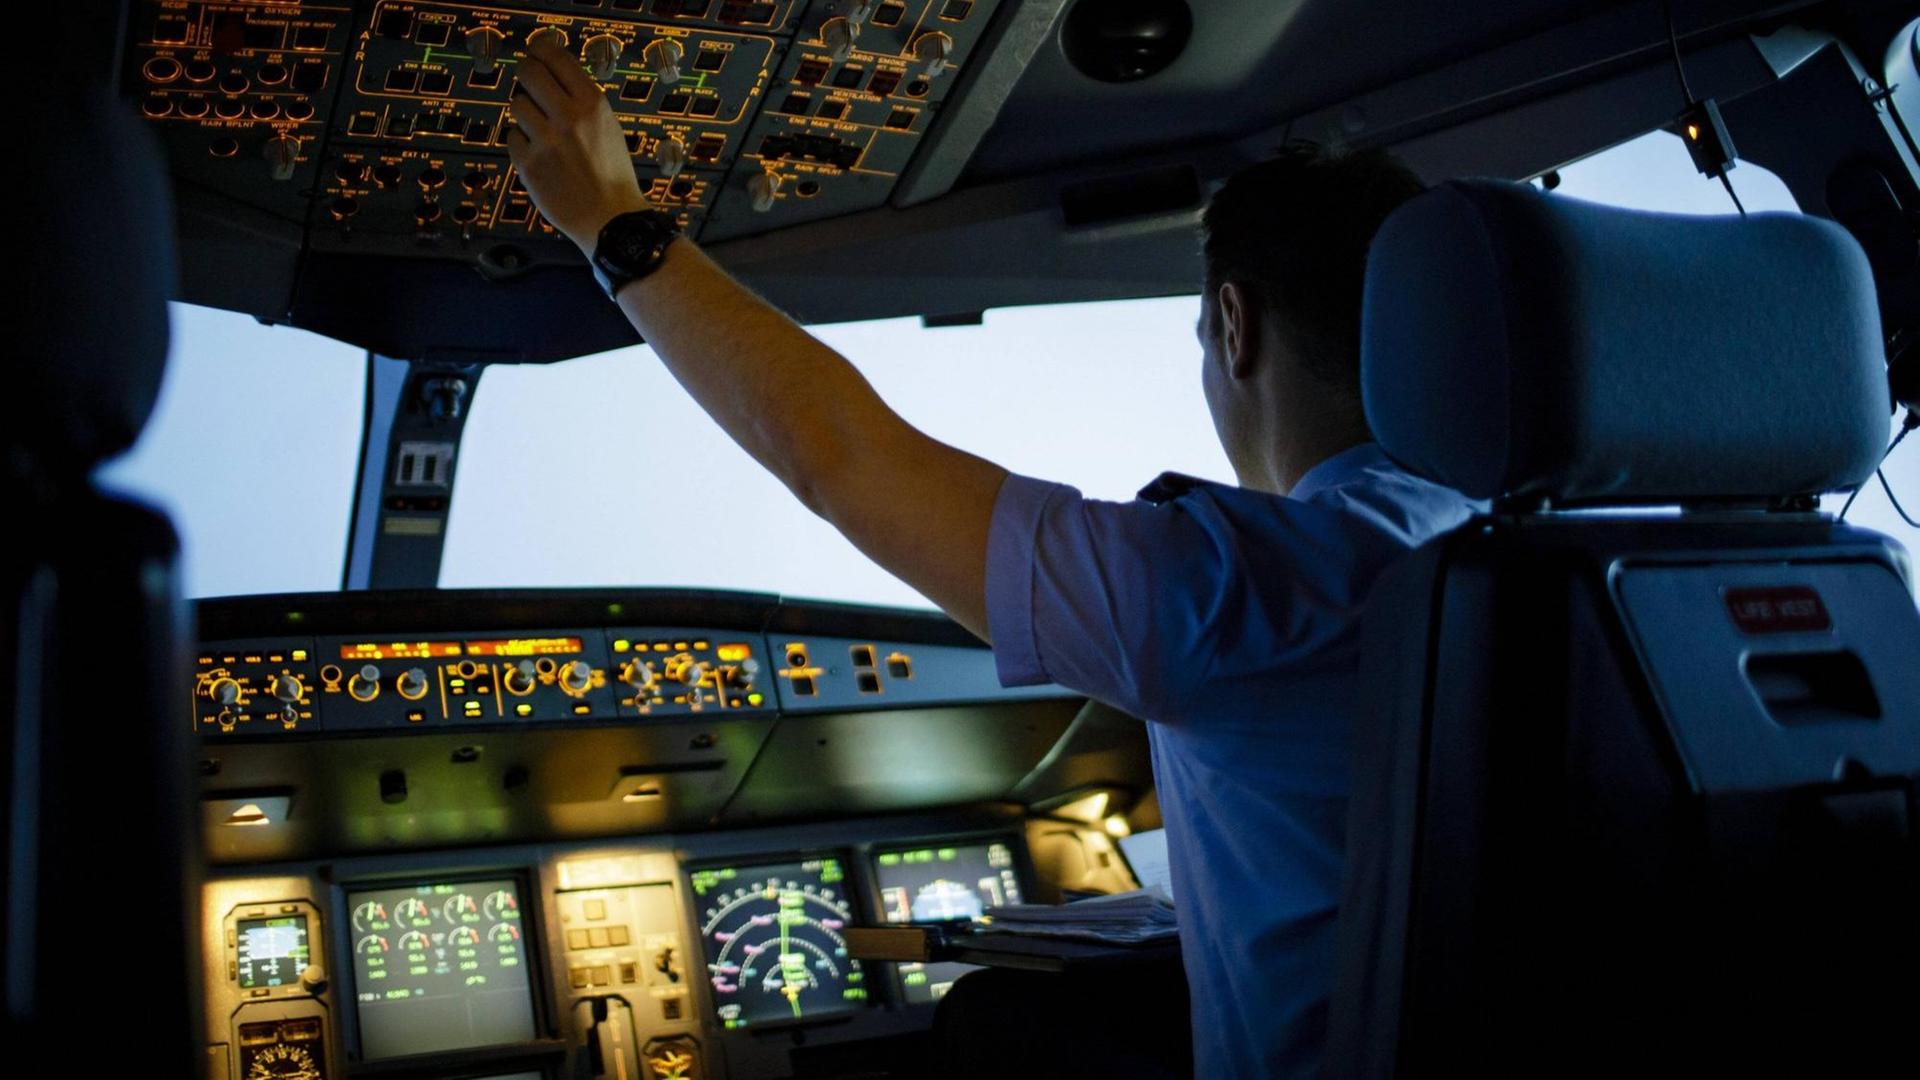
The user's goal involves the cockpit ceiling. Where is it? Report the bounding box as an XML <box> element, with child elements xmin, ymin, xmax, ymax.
<box><xmin>112</xmin><ymin>0</ymin><xmax>1824</xmax><ymax>360</ymax></box>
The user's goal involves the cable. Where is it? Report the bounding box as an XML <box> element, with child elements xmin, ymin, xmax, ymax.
<box><xmin>1660</xmin><ymin>0</ymin><xmax>1694</xmax><ymax>103</ymax></box>
<box><xmin>1718</xmin><ymin>171</ymin><xmax>1746</xmax><ymax>216</ymax></box>
<box><xmin>1839</xmin><ymin>418</ymin><xmax>1914</xmax><ymax>521</ymax></box>
<box><xmin>1877</xmin><ymin>468</ymin><xmax>1920</xmax><ymax>527</ymax></box>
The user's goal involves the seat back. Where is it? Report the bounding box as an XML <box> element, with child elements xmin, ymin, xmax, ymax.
<box><xmin>1325</xmin><ymin>182</ymin><xmax>1920</xmax><ymax>1074</ymax></box>
<box><xmin>2</xmin><ymin>78</ymin><xmax>202</xmax><ymax>1071</ymax></box>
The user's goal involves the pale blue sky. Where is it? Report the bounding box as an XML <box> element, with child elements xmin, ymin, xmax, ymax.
<box><xmin>98</xmin><ymin>131</ymin><xmax>1920</xmax><ymax>604</ymax></box>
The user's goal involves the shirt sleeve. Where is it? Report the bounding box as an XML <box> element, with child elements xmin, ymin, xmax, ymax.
<box><xmin>984</xmin><ymin>472</ymin><xmax>1249</xmax><ymax>721</ymax></box>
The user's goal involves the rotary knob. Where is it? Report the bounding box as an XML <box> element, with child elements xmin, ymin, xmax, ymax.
<box><xmin>397</xmin><ymin>667</ymin><xmax>430</xmax><ymax>700</ymax></box>
<box><xmin>820</xmin><ymin>17</ymin><xmax>855</xmax><ymax>63</ymax></box>
<box><xmin>209</xmin><ymin>678</ymin><xmax>241</xmax><ymax>706</ymax></box>
<box><xmin>728</xmin><ymin>658</ymin><xmax>760</xmax><ymax>688</ymax></box>
<box><xmin>679</xmin><ymin>660</ymin><xmax>711</xmax><ymax>686</ymax></box>
<box><xmin>559</xmin><ymin>660</ymin><xmax>595</xmax><ymax>695</ymax></box>
<box><xmin>655</xmin><ymin>136</ymin><xmax>687</xmax><ymax>179</ymax></box>
<box><xmin>912</xmin><ymin>32</ymin><xmax>953</xmax><ymax>79</ymax></box>
<box><xmin>747</xmin><ymin>171</ymin><xmax>781</xmax><ymax>212</ymax></box>
<box><xmin>643</xmin><ymin>38</ymin><xmax>683</xmax><ymax>85</ymax></box>
<box><xmin>348</xmin><ymin>664</ymin><xmax>381</xmax><ymax>702</ymax></box>
<box><xmin>263</xmin><ymin>134</ymin><xmax>300</xmax><ymax>181</ymax></box>
<box><xmin>584</xmin><ymin>34</ymin><xmax>623</xmax><ymax>81</ymax></box>
<box><xmin>622</xmin><ymin>658</ymin><xmax>658</xmax><ymax>690</ymax></box>
<box><xmin>272</xmin><ymin>673</ymin><xmax>305</xmax><ymax>702</ymax></box>
<box><xmin>527</xmin><ymin>26</ymin><xmax>568</xmax><ymax>51</ymax></box>
<box><xmin>300</xmin><ymin>965</ymin><xmax>328</xmax><ymax>994</ymax></box>
<box><xmin>466</xmin><ymin>26</ymin><xmax>505</xmax><ymax>74</ymax></box>
<box><xmin>504</xmin><ymin>660</ymin><xmax>537</xmax><ymax>695</ymax></box>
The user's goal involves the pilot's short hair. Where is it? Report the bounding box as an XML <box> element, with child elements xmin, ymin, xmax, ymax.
<box><xmin>1201</xmin><ymin>144</ymin><xmax>1425</xmax><ymax>397</ymax></box>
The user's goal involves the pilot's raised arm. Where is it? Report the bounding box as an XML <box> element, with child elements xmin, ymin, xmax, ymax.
<box><xmin>507</xmin><ymin>37</ymin><xmax>1481</xmax><ymax>1075</ymax></box>
<box><xmin>508</xmin><ymin>38</ymin><xmax>1004</xmax><ymax>638</ymax></box>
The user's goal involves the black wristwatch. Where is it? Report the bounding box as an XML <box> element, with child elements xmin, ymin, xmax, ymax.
<box><xmin>590</xmin><ymin>209</ymin><xmax>681</xmax><ymax>299</ymax></box>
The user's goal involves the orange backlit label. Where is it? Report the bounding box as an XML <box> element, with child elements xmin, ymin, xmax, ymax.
<box><xmin>717</xmin><ymin>643</ymin><xmax>752</xmax><ymax>662</ymax></box>
<box><xmin>466</xmin><ymin>637</ymin><xmax>584</xmax><ymax>656</ymax></box>
<box><xmin>340</xmin><ymin>641</ymin><xmax>463</xmax><ymax>660</ymax></box>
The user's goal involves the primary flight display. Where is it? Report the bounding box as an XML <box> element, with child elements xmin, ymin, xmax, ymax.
<box><xmin>691</xmin><ymin>856</ymin><xmax>867</xmax><ymax>1029</ymax></box>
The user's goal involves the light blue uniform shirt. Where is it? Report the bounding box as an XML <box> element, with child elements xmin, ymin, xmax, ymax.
<box><xmin>985</xmin><ymin>442</ymin><xmax>1479</xmax><ymax>1077</ymax></box>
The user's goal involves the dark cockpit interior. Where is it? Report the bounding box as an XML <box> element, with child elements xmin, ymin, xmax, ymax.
<box><xmin>8</xmin><ymin>2</ymin><xmax>1920</xmax><ymax>1078</ymax></box>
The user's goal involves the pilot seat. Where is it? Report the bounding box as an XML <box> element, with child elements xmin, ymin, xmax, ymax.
<box><xmin>1327</xmin><ymin>181</ymin><xmax>1920</xmax><ymax>1074</ymax></box>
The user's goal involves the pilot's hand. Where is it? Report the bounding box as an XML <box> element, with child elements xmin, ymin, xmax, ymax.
<box><xmin>506</xmin><ymin>37</ymin><xmax>654</xmax><ymax>256</ymax></box>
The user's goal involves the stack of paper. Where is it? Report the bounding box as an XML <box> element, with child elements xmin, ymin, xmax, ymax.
<box><xmin>979</xmin><ymin>886</ymin><xmax>1178</xmax><ymax>945</ymax></box>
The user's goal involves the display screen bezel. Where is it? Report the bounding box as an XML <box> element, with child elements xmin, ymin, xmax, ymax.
<box><xmin>684</xmin><ymin>850</ymin><xmax>872</xmax><ymax>1032</ymax></box>
<box><xmin>340</xmin><ymin>871</ymin><xmax>547</xmax><ymax>1063</ymax></box>
<box><xmin>235</xmin><ymin>912</ymin><xmax>312</xmax><ymax>990</ymax></box>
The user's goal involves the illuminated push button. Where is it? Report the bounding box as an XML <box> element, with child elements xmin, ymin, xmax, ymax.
<box><xmin>143</xmin><ymin>56</ymin><xmax>182</xmax><ymax>83</ymax></box>
<box><xmin>820</xmin><ymin>17</ymin><xmax>856</xmax><ymax>63</ymax></box>
<box><xmin>584</xmin><ymin>34</ymin><xmax>622</xmax><ymax>80</ymax></box>
<box><xmin>219</xmin><ymin>71</ymin><xmax>250</xmax><ymax>94</ymax></box>
<box><xmin>185</xmin><ymin>59</ymin><xmax>217</xmax><ymax>83</ymax></box>
<box><xmin>397</xmin><ymin>667</ymin><xmax>430</xmax><ymax>700</ymax></box>
<box><xmin>176</xmin><ymin>96</ymin><xmax>210</xmax><ymax>118</ymax></box>
<box><xmin>348</xmin><ymin>664</ymin><xmax>380</xmax><ymax>700</ymax></box>
<box><xmin>262</xmin><ymin>134</ymin><xmax>300</xmax><ymax>180</ymax></box>
<box><xmin>642</xmin><ymin>38</ymin><xmax>683</xmax><ymax>85</ymax></box>
<box><xmin>249</xmin><ymin>99</ymin><xmax>280</xmax><ymax>120</ymax></box>
<box><xmin>465</xmin><ymin>26</ymin><xmax>505</xmax><ymax>74</ymax></box>
<box><xmin>654</xmin><ymin>136</ymin><xmax>687</xmax><ymax>179</ymax></box>
<box><xmin>213</xmin><ymin>99</ymin><xmax>246</xmax><ymax>120</ymax></box>
<box><xmin>559</xmin><ymin>661</ymin><xmax>594</xmax><ymax>695</ymax></box>
<box><xmin>283</xmin><ymin>100</ymin><xmax>315</xmax><ymax>121</ymax></box>
<box><xmin>747</xmin><ymin>170</ymin><xmax>780</xmax><ymax>212</ymax></box>
<box><xmin>141</xmin><ymin>93</ymin><xmax>172</xmax><ymax>117</ymax></box>
<box><xmin>912</xmin><ymin>32</ymin><xmax>953</xmax><ymax>78</ymax></box>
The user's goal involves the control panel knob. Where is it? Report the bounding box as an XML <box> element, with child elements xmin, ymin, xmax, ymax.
<box><xmin>729</xmin><ymin>658</ymin><xmax>760</xmax><ymax>688</ymax></box>
<box><xmin>747</xmin><ymin>171</ymin><xmax>781</xmax><ymax>212</ymax></box>
<box><xmin>397</xmin><ymin>667</ymin><xmax>429</xmax><ymax>700</ymax></box>
<box><xmin>210</xmin><ymin>678</ymin><xmax>241</xmax><ymax>706</ymax></box>
<box><xmin>847</xmin><ymin>0</ymin><xmax>879</xmax><ymax>30</ymax></box>
<box><xmin>622</xmin><ymin>658</ymin><xmax>657</xmax><ymax>687</ymax></box>
<box><xmin>271</xmin><ymin>673</ymin><xmax>305</xmax><ymax>702</ymax></box>
<box><xmin>349</xmin><ymin>665</ymin><xmax>381</xmax><ymax>701</ymax></box>
<box><xmin>912</xmin><ymin>32</ymin><xmax>953</xmax><ymax>79</ymax></box>
<box><xmin>680</xmin><ymin>661</ymin><xmax>711</xmax><ymax>686</ymax></box>
<box><xmin>559</xmin><ymin>660</ymin><xmax>595</xmax><ymax>695</ymax></box>
<box><xmin>504</xmin><ymin>660</ymin><xmax>537</xmax><ymax>695</ymax></box>
<box><xmin>643</xmin><ymin>38</ymin><xmax>683</xmax><ymax>85</ymax></box>
<box><xmin>466</xmin><ymin>26</ymin><xmax>505</xmax><ymax>74</ymax></box>
<box><xmin>262</xmin><ymin>134</ymin><xmax>300</xmax><ymax>181</ymax></box>
<box><xmin>655</xmin><ymin>136</ymin><xmax>688</xmax><ymax>179</ymax></box>
<box><xmin>300</xmin><ymin>965</ymin><xmax>327</xmax><ymax>994</ymax></box>
<box><xmin>584</xmin><ymin>34</ymin><xmax>623</xmax><ymax>81</ymax></box>
<box><xmin>820</xmin><ymin>17</ymin><xmax>856</xmax><ymax>63</ymax></box>
<box><xmin>527</xmin><ymin>26</ymin><xmax>569</xmax><ymax>51</ymax></box>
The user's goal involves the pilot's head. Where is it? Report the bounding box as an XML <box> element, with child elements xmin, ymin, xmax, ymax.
<box><xmin>1197</xmin><ymin>144</ymin><xmax>1425</xmax><ymax>493</ymax></box>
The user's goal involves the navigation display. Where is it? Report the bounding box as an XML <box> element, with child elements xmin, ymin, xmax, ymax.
<box><xmin>348</xmin><ymin>879</ymin><xmax>536</xmax><ymax>1060</ymax></box>
<box><xmin>873</xmin><ymin>840</ymin><xmax>1025</xmax><ymax>1004</ymax></box>
<box><xmin>691</xmin><ymin>857</ymin><xmax>867</xmax><ymax>1029</ymax></box>
<box><xmin>237</xmin><ymin>914</ymin><xmax>310</xmax><ymax>989</ymax></box>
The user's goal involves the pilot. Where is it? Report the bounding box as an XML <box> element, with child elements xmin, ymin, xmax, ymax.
<box><xmin>506</xmin><ymin>38</ymin><xmax>1477</xmax><ymax>1077</ymax></box>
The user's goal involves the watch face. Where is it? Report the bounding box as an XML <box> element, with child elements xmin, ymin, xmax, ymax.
<box><xmin>613</xmin><ymin>227</ymin><xmax>659</xmax><ymax>264</ymax></box>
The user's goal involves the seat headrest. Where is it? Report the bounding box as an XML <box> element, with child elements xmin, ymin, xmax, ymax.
<box><xmin>11</xmin><ymin>85</ymin><xmax>176</xmax><ymax>475</ymax></box>
<box><xmin>1360</xmin><ymin>180</ymin><xmax>1889</xmax><ymax>504</ymax></box>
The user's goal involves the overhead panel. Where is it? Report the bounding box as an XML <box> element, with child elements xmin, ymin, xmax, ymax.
<box><xmin>123</xmin><ymin>0</ymin><xmax>1011</xmax><ymax>332</ymax></box>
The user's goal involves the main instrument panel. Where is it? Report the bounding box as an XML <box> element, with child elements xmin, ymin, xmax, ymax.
<box><xmin>201</xmin><ymin>822</ymin><xmax>1053</xmax><ymax>1079</ymax></box>
<box><xmin>126</xmin><ymin>0</ymin><xmax>1004</xmax><ymax>276</ymax></box>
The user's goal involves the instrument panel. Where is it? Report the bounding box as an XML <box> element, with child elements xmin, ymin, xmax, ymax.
<box><xmin>200</xmin><ymin>822</ymin><xmax>1039</xmax><ymax>1079</ymax></box>
<box><xmin>125</xmin><ymin>0</ymin><xmax>1006</xmax><ymax>276</ymax></box>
